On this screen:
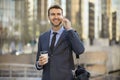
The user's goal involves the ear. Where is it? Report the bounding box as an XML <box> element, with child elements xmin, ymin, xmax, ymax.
<box><xmin>48</xmin><ymin>16</ymin><xmax>50</xmax><ymax>20</ymax></box>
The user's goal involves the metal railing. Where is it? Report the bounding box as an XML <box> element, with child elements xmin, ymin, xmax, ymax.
<box><xmin>0</xmin><ymin>63</ymin><xmax>42</xmax><ymax>78</ymax></box>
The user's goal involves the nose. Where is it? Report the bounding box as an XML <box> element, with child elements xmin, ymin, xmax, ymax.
<box><xmin>54</xmin><ymin>14</ymin><xmax>58</xmax><ymax>18</ymax></box>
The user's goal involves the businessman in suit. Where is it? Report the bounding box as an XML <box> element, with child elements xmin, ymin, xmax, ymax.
<box><xmin>36</xmin><ymin>4</ymin><xmax>85</xmax><ymax>80</ymax></box>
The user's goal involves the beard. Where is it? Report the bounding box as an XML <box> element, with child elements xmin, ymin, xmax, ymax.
<box><xmin>50</xmin><ymin>21</ymin><xmax>62</xmax><ymax>27</ymax></box>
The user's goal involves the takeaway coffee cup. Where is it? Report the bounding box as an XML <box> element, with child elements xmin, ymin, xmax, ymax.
<box><xmin>40</xmin><ymin>51</ymin><xmax>48</xmax><ymax>63</ymax></box>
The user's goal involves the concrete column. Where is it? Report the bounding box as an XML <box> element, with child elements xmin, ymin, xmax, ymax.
<box><xmin>66</xmin><ymin>0</ymin><xmax>71</xmax><ymax>21</ymax></box>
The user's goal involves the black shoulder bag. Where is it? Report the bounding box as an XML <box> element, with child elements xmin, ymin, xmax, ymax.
<box><xmin>73</xmin><ymin>54</ymin><xmax>90</xmax><ymax>80</ymax></box>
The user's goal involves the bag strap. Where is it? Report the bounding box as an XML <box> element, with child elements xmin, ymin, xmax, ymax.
<box><xmin>76</xmin><ymin>54</ymin><xmax>79</xmax><ymax>59</ymax></box>
<box><xmin>75</xmin><ymin>54</ymin><xmax>84</xmax><ymax>67</ymax></box>
<box><xmin>75</xmin><ymin>54</ymin><xmax>80</xmax><ymax>66</ymax></box>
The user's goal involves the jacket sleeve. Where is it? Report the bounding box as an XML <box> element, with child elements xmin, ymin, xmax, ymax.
<box><xmin>35</xmin><ymin>36</ymin><xmax>43</xmax><ymax>70</ymax></box>
<box><xmin>67</xmin><ymin>30</ymin><xmax>85</xmax><ymax>55</ymax></box>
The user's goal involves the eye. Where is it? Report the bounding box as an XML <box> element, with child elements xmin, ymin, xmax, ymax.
<box><xmin>57</xmin><ymin>13</ymin><xmax>61</xmax><ymax>16</ymax></box>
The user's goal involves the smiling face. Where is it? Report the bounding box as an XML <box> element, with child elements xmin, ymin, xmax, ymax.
<box><xmin>48</xmin><ymin>8</ymin><xmax>63</xmax><ymax>27</ymax></box>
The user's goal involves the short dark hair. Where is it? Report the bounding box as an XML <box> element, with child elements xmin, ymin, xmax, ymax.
<box><xmin>48</xmin><ymin>4</ymin><xmax>63</xmax><ymax>16</ymax></box>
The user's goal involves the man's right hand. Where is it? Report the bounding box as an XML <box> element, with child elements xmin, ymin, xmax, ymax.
<box><xmin>38</xmin><ymin>56</ymin><xmax>48</xmax><ymax>66</ymax></box>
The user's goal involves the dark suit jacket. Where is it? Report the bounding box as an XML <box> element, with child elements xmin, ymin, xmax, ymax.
<box><xmin>36</xmin><ymin>29</ymin><xmax>85</xmax><ymax>80</ymax></box>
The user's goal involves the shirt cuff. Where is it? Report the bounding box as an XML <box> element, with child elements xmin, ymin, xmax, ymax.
<box><xmin>67</xmin><ymin>29</ymin><xmax>76</xmax><ymax>32</ymax></box>
<box><xmin>36</xmin><ymin>61</ymin><xmax>43</xmax><ymax>70</ymax></box>
<box><xmin>66</xmin><ymin>28</ymin><xmax>73</xmax><ymax>31</ymax></box>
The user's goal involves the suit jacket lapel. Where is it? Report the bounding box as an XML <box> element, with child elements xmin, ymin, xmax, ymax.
<box><xmin>54</xmin><ymin>30</ymin><xmax>67</xmax><ymax>49</ymax></box>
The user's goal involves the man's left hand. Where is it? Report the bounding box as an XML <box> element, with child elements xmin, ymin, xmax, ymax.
<box><xmin>62</xmin><ymin>18</ymin><xmax>73</xmax><ymax>30</ymax></box>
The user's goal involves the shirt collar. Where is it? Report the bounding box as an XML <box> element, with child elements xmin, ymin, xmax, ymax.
<box><xmin>50</xmin><ymin>26</ymin><xmax>65</xmax><ymax>35</ymax></box>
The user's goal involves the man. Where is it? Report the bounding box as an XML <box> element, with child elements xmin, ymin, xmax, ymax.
<box><xmin>36</xmin><ymin>4</ymin><xmax>85</xmax><ymax>80</ymax></box>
